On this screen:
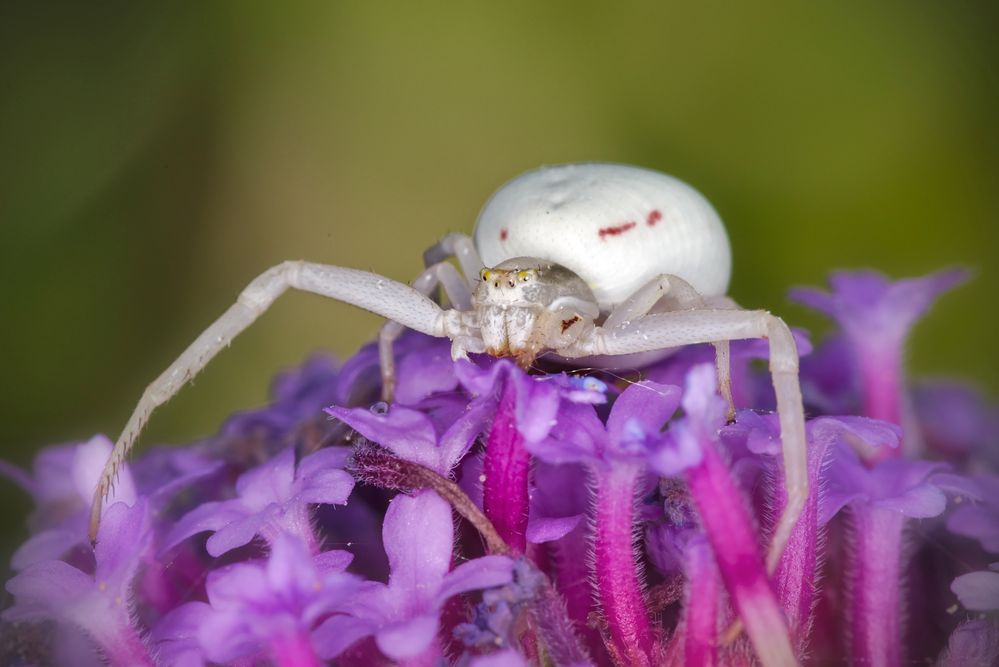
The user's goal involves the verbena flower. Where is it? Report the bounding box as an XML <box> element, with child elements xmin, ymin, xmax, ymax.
<box><xmin>2</xmin><ymin>268</ymin><xmax>997</xmax><ymax>666</ymax></box>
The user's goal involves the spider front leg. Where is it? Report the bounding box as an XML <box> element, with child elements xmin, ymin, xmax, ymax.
<box><xmin>422</xmin><ymin>232</ymin><xmax>484</xmax><ymax>285</ymax></box>
<box><xmin>572</xmin><ymin>307</ymin><xmax>808</xmax><ymax>573</ymax></box>
<box><xmin>603</xmin><ymin>274</ymin><xmax>737</xmax><ymax>420</ymax></box>
<box><xmin>379</xmin><ymin>260</ymin><xmax>475</xmax><ymax>402</ymax></box>
<box><xmin>89</xmin><ymin>261</ymin><xmax>454</xmax><ymax>542</ymax></box>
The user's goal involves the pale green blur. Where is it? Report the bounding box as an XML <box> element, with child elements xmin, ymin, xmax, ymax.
<box><xmin>1</xmin><ymin>3</ymin><xmax>996</xmax><ymax>546</ymax></box>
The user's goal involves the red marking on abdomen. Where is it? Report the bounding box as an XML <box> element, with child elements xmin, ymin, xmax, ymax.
<box><xmin>647</xmin><ymin>209</ymin><xmax>662</xmax><ymax>226</ymax></box>
<box><xmin>500</xmin><ymin>228</ymin><xmax>508</xmax><ymax>241</ymax></box>
<box><xmin>598</xmin><ymin>221</ymin><xmax>637</xmax><ymax>239</ymax></box>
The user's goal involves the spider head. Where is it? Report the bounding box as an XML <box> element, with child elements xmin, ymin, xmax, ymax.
<box><xmin>474</xmin><ymin>258</ymin><xmax>593</xmax><ymax>309</ymax></box>
<box><xmin>473</xmin><ymin>257</ymin><xmax>598</xmax><ymax>365</ymax></box>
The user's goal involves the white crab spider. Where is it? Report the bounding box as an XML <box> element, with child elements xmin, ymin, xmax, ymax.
<box><xmin>89</xmin><ymin>163</ymin><xmax>807</xmax><ymax>575</ymax></box>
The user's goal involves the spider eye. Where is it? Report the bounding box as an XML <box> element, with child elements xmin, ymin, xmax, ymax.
<box><xmin>480</xmin><ymin>269</ymin><xmax>493</xmax><ymax>282</ymax></box>
<box><xmin>517</xmin><ymin>270</ymin><xmax>533</xmax><ymax>282</ymax></box>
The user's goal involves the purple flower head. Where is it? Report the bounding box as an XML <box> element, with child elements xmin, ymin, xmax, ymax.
<box><xmin>947</xmin><ymin>474</ymin><xmax>999</xmax><ymax>554</ymax></box>
<box><xmin>528</xmin><ymin>380</ymin><xmax>681</xmax><ymax>469</ymax></box>
<box><xmin>455</xmin><ymin>558</ymin><xmax>546</xmax><ymax>651</ymax></box>
<box><xmin>220</xmin><ymin>354</ymin><xmax>343</xmax><ymax>445</ymax></box>
<box><xmin>165</xmin><ymin>446</ymin><xmax>355</xmax><ymax>557</ymax></box>
<box><xmin>644</xmin><ymin>328</ymin><xmax>812</xmax><ymax>412</ymax></box>
<box><xmin>316</xmin><ymin>490</ymin><xmax>515</xmax><ymax>662</ymax></box>
<box><xmin>11</xmin><ymin>435</ymin><xmax>137</xmax><ymax>571</ymax></box>
<box><xmin>5</xmin><ymin>500</ymin><xmax>155</xmax><ymax>666</ymax></box>
<box><xmin>192</xmin><ymin>533</ymin><xmax>361</xmax><ymax>665</ymax></box>
<box><xmin>326</xmin><ymin>399</ymin><xmax>491</xmax><ymax>477</ymax></box>
<box><xmin>790</xmin><ymin>268</ymin><xmax>968</xmax><ymax>448</ymax></box>
<box><xmin>937</xmin><ymin>619</ymin><xmax>999</xmax><ymax>667</ymax></box>
<box><xmin>790</xmin><ymin>268</ymin><xmax>968</xmax><ymax>359</ymax></box>
<box><xmin>913</xmin><ymin>380</ymin><xmax>999</xmax><ymax>467</ymax></box>
<box><xmin>821</xmin><ymin>438</ymin><xmax>971</xmax><ymax>525</ymax></box>
<box><xmin>456</xmin><ymin>358</ymin><xmax>564</xmax><ymax>443</ymax></box>
<box><xmin>337</xmin><ymin>332</ymin><xmax>459</xmax><ymax>406</ymax></box>
<box><xmin>951</xmin><ymin>563</ymin><xmax>999</xmax><ymax>612</ymax></box>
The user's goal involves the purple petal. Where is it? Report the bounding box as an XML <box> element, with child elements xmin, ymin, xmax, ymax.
<box><xmin>374</xmin><ymin>613</ymin><xmax>440</xmax><ymax>660</ymax></box>
<box><xmin>436</xmin><ymin>400</ymin><xmax>493</xmax><ymax>473</ymax></box>
<box><xmin>205</xmin><ymin>562</ymin><xmax>272</xmax><ymax>611</ymax></box>
<box><xmin>94</xmin><ymin>500</ymin><xmax>151</xmax><ymax>586</ymax></box>
<box><xmin>872</xmin><ymin>484</ymin><xmax>947</xmax><ymax>518</ymax></box>
<box><xmin>914</xmin><ymin>380</ymin><xmax>999</xmax><ymax>461</ymax></box>
<box><xmin>313</xmin><ymin>614</ymin><xmax>378</xmax><ymax>660</ymax></box>
<box><xmin>946</xmin><ymin>474</ymin><xmax>999</xmax><ymax>554</ymax></box>
<box><xmin>266</xmin><ymin>533</ymin><xmax>320</xmax><ymax>596</ymax></box>
<box><xmin>314</xmin><ymin>549</ymin><xmax>354</xmax><ymax>573</ymax></box>
<box><xmin>326</xmin><ymin>404</ymin><xmax>439</xmax><ymax>470</ymax></box>
<box><xmin>205</xmin><ymin>511</ymin><xmax>269</xmax><ymax>557</ymax></box>
<box><xmin>384</xmin><ymin>491</ymin><xmax>452</xmax><ymax>594</ymax></box>
<box><xmin>526</xmin><ymin>402</ymin><xmax>606</xmax><ymax>465</ymax></box>
<box><xmin>234</xmin><ymin>448</ymin><xmax>297</xmax><ymax>509</ymax></box>
<box><xmin>456</xmin><ymin>360</ymin><xmax>560</xmax><ymax>443</ymax></box>
<box><xmin>951</xmin><ymin>569</ymin><xmax>999</xmax><ymax>612</ymax></box>
<box><xmin>150</xmin><ymin>602</ymin><xmax>212</xmax><ymax>667</ymax></box>
<box><xmin>197</xmin><ymin>608</ymin><xmax>261</xmax><ymax>664</ymax></box>
<box><xmin>394</xmin><ymin>335</ymin><xmax>459</xmax><ymax>404</ymax></box>
<box><xmin>296</xmin><ymin>446</ymin><xmax>351</xmax><ymax>482</ymax></box>
<box><xmin>526</xmin><ymin>515</ymin><xmax>584</xmax><ymax>544</ymax></box>
<box><xmin>681</xmin><ymin>364</ymin><xmax>728</xmax><ymax>430</ymax></box>
<box><xmin>606</xmin><ymin>381</ymin><xmax>681</xmax><ymax>456</ymax></box>
<box><xmin>11</xmin><ymin>528</ymin><xmax>81</xmax><ymax>571</ymax></box>
<box><xmin>437</xmin><ymin>556</ymin><xmax>515</xmax><ymax>602</ymax></box>
<box><xmin>163</xmin><ymin>501</ymin><xmax>251</xmax><ymax>553</ymax></box>
<box><xmin>4</xmin><ymin>560</ymin><xmax>93</xmax><ymax>619</ymax></box>
<box><xmin>294</xmin><ymin>467</ymin><xmax>355</xmax><ymax>506</ymax></box>
<box><xmin>648</xmin><ymin>421</ymin><xmax>704</xmax><ymax>476</ymax></box>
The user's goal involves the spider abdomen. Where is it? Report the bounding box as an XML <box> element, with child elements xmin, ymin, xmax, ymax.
<box><xmin>474</xmin><ymin>163</ymin><xmax>732</xmax><ymax>312</ymax></box>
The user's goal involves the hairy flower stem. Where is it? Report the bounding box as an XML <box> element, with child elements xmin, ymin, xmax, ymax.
<box><xmin>531</xmin><ymin>578</ymin><xmax>596</xmax><ymax>667</ymax></box>
<box><xmin>774</xmin><ymin>425</ymin><xmax>834</xmax><ymax>650</ymax></box>
<box><xmin>271</xmin><ymin>631</ymin><xmax>322</xmax><ymax>667</ymax></box>
<box><xmin>685</xmin><ymin>443</ymin><xmax>795</xmax><ymax>667</ymax></box>
<box><xmin>483</xmin><ymin>381</ymin><xmax>531</xmax><ymax>554</ymax></box>
<box><xmin>858</xmin><ymin>352</ymin><xmax>902</xmax><ymax>429</ymax></box>
<box><xmin>553</xmin><ymin>527</ymin><xmax>605</xmax><ymax>658</ymax></box>
<box><xmin>102</xmin><ymin>626</ymin><xmax>156</xmax><ymax>667</ymax></box>
<box><xmin>260</xmin><ymin>505</ymin><xmax>321</xmax><ymax>555</ymax></box>
<box><xmin>848</xmin><ymin>505</ymin><xmax>904</xmax><ymax>667</ymax></box>
<box><xmin>682</xmin><ymin>537</ymin><xmax>719</xmax><ymax>667</ymax></box>
<box><xmin>592</xmin><ymin>462</ymin><xmax>656</xmax><ymax>667</ymax></box>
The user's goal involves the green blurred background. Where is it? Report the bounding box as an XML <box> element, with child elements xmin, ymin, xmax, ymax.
<box><xmin>1</xmin><ymin>2</ymin><xmax>996</xmax><ymax>555</ymax></box>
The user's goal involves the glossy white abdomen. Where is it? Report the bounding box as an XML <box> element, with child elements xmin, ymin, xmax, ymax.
<box><xmin>474</xmin><ymin>163</ymin><xmax>732</xmax><ymax>312</ymax></box>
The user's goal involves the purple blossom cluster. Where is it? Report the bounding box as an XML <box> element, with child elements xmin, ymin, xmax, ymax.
<box><xmin>2</xmin><ymin>268</ymin><xmax>998</xmax><ymax>666</ymax></box>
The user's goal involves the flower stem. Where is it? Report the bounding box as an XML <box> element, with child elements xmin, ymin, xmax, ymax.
<box><xmin>592</xmin><ymin>462</ymin><xmax>656</xmax><ymax>667</ymax></box>
<box><xmin>858</xmin><ymin>351</ymin><xmax>904</xmax><ymax>459</ymax></box>
<box><xmin>848</xmin><ymin>505</ymin><xmax>905</xmax><ymax>667</ymax></box>
<box><xmin>483</xmin><ymin>380</ymin><xmax>530</xmax><ymax>554</ymax></box>
<box><xmin>552</xmin><ymin>526</ymin><xmax>605</xmax><ymax>659</ymax></box>
<box><xmin>101</xmin><ymin>624</ymin><xmax>155</xmax><ymax>667</ymax></box>
<box><xmin>270</xmin><ymin>630</ymin><xmax>323</xmax><ymax>667</ymax></box>
<box><xmin>773</xmin><ymin>423</ymin><xmax>834</xmax><ymax>651</ymax></box>
<box><xmin>682</xmin><ymin>536</ymin><xmax>719</xmax><ymax>667</ymax></box>
<box><xmin>684</xmin><ymin>443</ymin><xmax>795</xmax><ymax>667</ymax></box>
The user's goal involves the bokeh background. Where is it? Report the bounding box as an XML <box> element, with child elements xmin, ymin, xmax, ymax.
<box><xmin>1</xmin><ymin>3</ymin><xmax>996</xmax><ymax>558</ymax></box>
